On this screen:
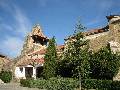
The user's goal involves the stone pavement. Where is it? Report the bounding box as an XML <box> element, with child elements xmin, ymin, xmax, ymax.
<box><xmin>0</xmin><ymin>83</ymin><xmax>40</xmax><ymax>90</ymax></box>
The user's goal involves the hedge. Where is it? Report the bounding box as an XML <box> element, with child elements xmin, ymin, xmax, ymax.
<box><xmin>20</xmin><ymin>78</ymin><xmax>120</xmax><ymax>90</ymax></box>
<box><xmin>82</xmin><ymin>79</ymin><xmax>120</xmax><ymax>90</ymax></box>
<box><xmin>20</xmin><ymin>77</ymin><xmax>78</xmax><ymax>90</ymax></box>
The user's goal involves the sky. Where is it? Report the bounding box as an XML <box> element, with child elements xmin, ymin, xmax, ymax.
<box><xmin>0</xmin><ymin>0</ymin><xmax>120</xmax><ymax>58</ymax></box>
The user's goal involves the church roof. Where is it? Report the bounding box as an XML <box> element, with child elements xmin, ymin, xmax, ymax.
<box><xmin>17</xmin><ymin>58</ymin><xmax>44</xmax><ymax>66</ymax></box>
<box><xmin>28</xmin><ymin>49</ymin><xmax>46</xmax><ymax>56</ymax></box>
<box><xmin>28</xmin><ymin>45</ymin><xmax>64</xmax><ymax>56</ymax></box>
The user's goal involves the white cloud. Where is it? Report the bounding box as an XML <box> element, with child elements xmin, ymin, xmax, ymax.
<box><xmin>0</xmin><ymin>36</ymin><xmax>23</xmax><ymax>58</ymax></box>
<box><xmin>0</xmin><ymin>1</ymin><xmax>32</xmax><ymax>58</ymax></box>
<box><xmin>13</xmin><ymin>5</ymin><xmax>32</xmax><ymax>36</ymax></box>
<box><xmin>0</xmin><ymin>1</ymin><xmax>32</xmax><ymax>36</ymax></box>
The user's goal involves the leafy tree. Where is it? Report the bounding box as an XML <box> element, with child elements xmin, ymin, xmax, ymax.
<box><xmin>90</xmin><ymin>45</ymin><xmax>120</xmax><ymax>79</ymax></box>
<box><xmin>72</xmin><ymin>21</ymin><xmax>90</xmax><ymax>79</ymax></box>
<box><xmin>43</xmin><ymin>36</ymin><xmax>57</xmax><ymax>79</ymax></box>
<box><xmin>58</xmin><ymin>20</ymin><xmax>90</xmax><ymax>79</ymax></box>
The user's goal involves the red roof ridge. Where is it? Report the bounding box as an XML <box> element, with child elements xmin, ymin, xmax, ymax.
<box><xmin>84</xmin><ymin>26</ymin><xmax>109</xmax><ymax>36</ymax></box>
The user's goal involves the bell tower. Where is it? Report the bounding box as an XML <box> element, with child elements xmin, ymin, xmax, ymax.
<box><xmin>31</xmin><ymin>24</ymin><xmax>48</xmax><ymax>47</ymax></box>
<box><xmin>21</xmin><ymin>24</ymin><xmax>49</xmax><ymax>55</ymax></box>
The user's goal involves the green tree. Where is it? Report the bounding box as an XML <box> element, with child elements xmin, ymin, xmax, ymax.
<box><xmin>43</xmin><ymin>36</ymin><xmax>57</xmax><ymax>79</ymax></box>
<box><xmin>72</xmin><ymin>21</ymin><xmax>90</xmax><ymax>79</ymax></box>
<box><xmin>90</xmin><ymin>45</ymin><xmax>120</xmax><ymax>79</ymax></box>
<box><xmin>58</xmin><ymin>20</ymin><xmax>90</xmax><ymax>79</ymax></box>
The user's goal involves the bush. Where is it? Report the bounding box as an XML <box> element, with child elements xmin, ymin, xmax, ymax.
<box><xmin>89</xmin><ymin>46</ymin><xmax>120</xmax><ymax>80</ymax></box>
<box><xmin>20</xmin><ymin>78</ymin><xmax>120</xmax><ymax>90</ymax></box>
<box><xmin>20</xmin><ymin>79</ymin><xmax>30</xmax><ymax>87</ymax></box>
<box><xmin>82</xmin><ymin>79</ymin><xmax>112</xmax><ymax>89</ymax></box>
<box><xmin>0</xmin><ymin>70</ymin><xmax>12</xmax><ymax>83</ymax></box>
<box><xmin>82</xmin><ymin>79</ymin><xmax>120</xmax><ymax>90</ymax></box>
<box><xmin>20</xmin><ymin>77</ymin><xmax>78</xmax><ymax>90</ymax></box>
<box><xmin>46</xmin><ymin>77</ymin><xmax>78</xmax><ymax>90</ymax></box>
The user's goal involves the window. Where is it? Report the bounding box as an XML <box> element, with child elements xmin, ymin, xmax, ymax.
<box><xmin>20</xmin><ymin>67</ymin><xmax>23</xmax><ymax>72</ymax></box>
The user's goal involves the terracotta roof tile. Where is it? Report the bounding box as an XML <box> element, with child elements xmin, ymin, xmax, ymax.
<box><xmin>28</xmin><ymin>45</ymin><xmax>64</xmax><ymax>56</ymax></box>
<box><xmin>28</xmin><ymin>49</ymin><xmax>46</xmax><ymax>56</ymax></box>
<box><xmin>17</xmin><ymin>58</ymin><xmax>44</xmax><ymax>66</ymax></box>
<box><xmin>57</xmin><ymin>45</ymin><xmax>64</xmax><ymax>51</ymax></box>
<box><xmin>84</xmin><ymin>27</ymin><xmax>108</xmax><ymax>36</ymax></box>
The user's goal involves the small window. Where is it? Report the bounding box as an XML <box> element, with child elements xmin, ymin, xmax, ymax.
<box><xmin>20</xmin><ymin>67</ymin><xmax>23</xmax><ymax>72</ymax></box>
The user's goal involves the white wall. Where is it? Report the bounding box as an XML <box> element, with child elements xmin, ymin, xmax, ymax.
<box><xmin>15</xmin><ymin>64</ymin><xmax>43</xmax><ymax>79</ymax></box>
<box><xmin>15</xmin><ymin>67</ymin><xmax>25</xmax><ymax>79</ymax></box>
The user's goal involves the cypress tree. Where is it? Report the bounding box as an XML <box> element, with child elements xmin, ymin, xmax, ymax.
<box><xmin>43</xmin><ymin>36</ymin><xmax>57</xmax><ymax>79</ymax></box>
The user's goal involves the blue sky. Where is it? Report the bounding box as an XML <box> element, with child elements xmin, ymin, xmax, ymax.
<box><xmin>0</xmin><ymin>0</ymin><xmax>120</xmax><ymax>58</ymax></box>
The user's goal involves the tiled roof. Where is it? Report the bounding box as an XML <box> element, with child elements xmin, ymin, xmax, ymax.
<box><xmin>29</xmin><ymin>58</ymin><xmax>44</xmax><ymax>64</ymax></box>
<box><xmin>85</xmin><ymin>28</ymin><xmax>104</xmax><ymax>36</ymax></box>
<box><xmin>28</xmin><ymin>49</ymin><xmax>46</xmax><ymax>56</ymax></box>
<box><xmin>17</xmin><ymin>58</ymin><xmax>44</xmax><ymax>66</ymax></box>
<box><xmin>64</xmin><ymin>26</ymin><xmax>108</xmax><ymax>40</ymax></box>
<box><xmin>57</xmin><ymin>45</ymin><xmax>64</xmax><ymax>52</ymax></box>
<box><xmin>28</xmin><ymin>45</ymin><xmax>64</xmax><ymax>56</ymax></box>
<box><xmin>85</xmin><ymin>26</ymin><xmax>109</xmax><ymax>36</ymax></box>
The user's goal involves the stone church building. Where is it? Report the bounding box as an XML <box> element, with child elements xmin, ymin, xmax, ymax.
<box><xmin>14</xmin><ymin>15</ymin><xmax>120</xmax><ymax>80</ymax></box>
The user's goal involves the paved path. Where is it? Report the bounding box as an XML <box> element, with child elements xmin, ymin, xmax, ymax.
<box><xmin>0</xmin><ymin>83</ymin><xmax>40</xmax><ymax>90</ymax></box>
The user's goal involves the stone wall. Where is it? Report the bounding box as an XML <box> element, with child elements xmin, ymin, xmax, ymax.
<box><xmin>0</xmin><ymin>55</ymin><xmax>10</xmax><ymax>72</ymax></box>
<box><xmin>87</xmin><ymin>15</ymin><xmax>120</xmax><ymax>52</ymax></box>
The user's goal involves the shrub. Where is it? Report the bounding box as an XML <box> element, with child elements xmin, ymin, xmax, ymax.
<box><xmin>89</xmin><ymin>46</ymin><xmax>120</xmax><ymax>80</ymax></box>
<box><xmin>82</xmin><ymin>79</ymin><xmax>120</xmax><ymax>90</ymax></box>
<box><xmin>20</xmin><ymin>79</ymin><xmax>30</xmax><ymax>87</ymax></box>
<box><xmin>46</xmin><ymin>77</ymin><xmax>79</xmax><ymax>90</ymax></box>
<box><xmin>20</xmin><ymin>77</ymin><xmax>78</xmax><ymax>90</ymax></box>
<box><xmin>0</xmin><ymin>70</ymin><xmax>12</xmax><ymax>83</ymax></box>
<box><xmin>82</xmin><ymin>79</ymin><xmax>112</xmax><ymax>89</ymax></box>
<box><xmin>20</xmin><ymin>78</ymin><xmax>120</xmax><ymax>90</ymax></box>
